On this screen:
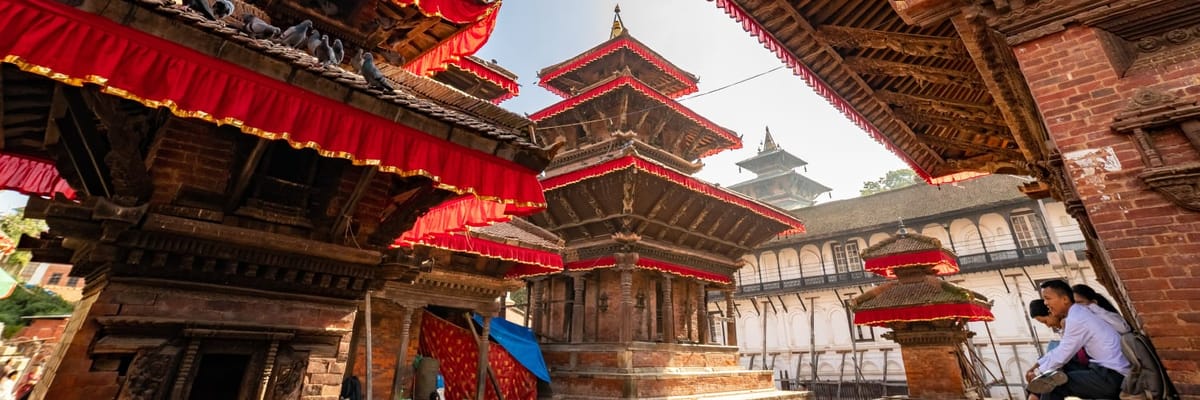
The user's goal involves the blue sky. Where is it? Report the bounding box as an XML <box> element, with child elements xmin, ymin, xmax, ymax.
<box><xmin>475</xmin><ymin>0</ymin><xmax>908</xmax><ymax>200</ymax></box>
<box><xmin>1</xmin><ymin>0</ymin><xmax>911</xmax><ymax>214</ymax></box>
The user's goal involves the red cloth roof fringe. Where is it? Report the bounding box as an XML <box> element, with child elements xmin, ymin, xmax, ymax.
<box><xmin>853</xmin><ymin>303</ymin><xmax>995</xmax><ymax>326</ymax></box>
<box><xmin>452</xmin><ymin>57</ymin><xmax>519</xmax><ymax>103</ymax></box>
<box><xmin>712</xmin><ymin>0</ymin><xmax>990</xmax><ymax>185</ymax></box>
<box><xmin>863</xmin><ymin>249</ymin><xmax>960</xmax><ymax>278</ymax></box>
<box><xmin>404</xmin><ymin>2</ymin><xmax>500</xmax><ymax>76</ymax></box>
<box><xmin>390</xmin><ymin>0</ymin><xmax>496</xmax><ymax>24</ymax></box>
<box><xmin>0</xmin><ymin>152</ymin><xmax>75</xmax><ymax>199</ymax></box>
<box><xmin>542</xmin><ymin>156</ymin><xmax>805</xmax><ymax>233</ymax></box>
<box><xmin>539</xmin><ymin>37</ymin><xmax>699</xmax><ymax>99</ymax></box>
<box><xmin>529</xmin><ymin>76</ymin><xmax>741</xmax><ymax>158</ymax></box>
<box><xmin>0</xmin><ymin>0</ymin><xmax>545</xmax><ymax>218</ymax></box>
<box><xmin>566</xmin><ymin>256</ymin><xmax>732</xmax><ymax>284</ymax></box>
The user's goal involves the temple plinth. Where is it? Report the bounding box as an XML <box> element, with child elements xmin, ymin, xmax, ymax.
<box><xmin>851</xmin><ymin>227</ymin><xmax>994</xmax><ymax>400</ymax></box>
<box><xmin>523</xmin><ymin>7</ymin><xmax>807</xmax><ymax>399</ymax></box>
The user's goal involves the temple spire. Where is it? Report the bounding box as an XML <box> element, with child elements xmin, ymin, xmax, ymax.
<box><xmin>761</xmin><ymin>126</ymin><xmax>779</xmax><ymax>153</ymax></box>
<box><xmin>610</xmin><ymin>5</ymin><xmax>625</xmax><ymax>39</ymax></box>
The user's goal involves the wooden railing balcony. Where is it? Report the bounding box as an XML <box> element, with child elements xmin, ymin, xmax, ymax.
<box><xmin>734</xmin><ymin>242</ymin><xmax>1086</xmax><ymax>297</ymax></box>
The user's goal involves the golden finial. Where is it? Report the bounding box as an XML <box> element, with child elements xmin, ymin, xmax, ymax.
<box><xmin>610</xmin><ymin>4</ymin><xmax>625</xmax><ymax>39</ymax></box>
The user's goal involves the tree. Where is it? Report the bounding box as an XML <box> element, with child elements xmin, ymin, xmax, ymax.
<box><xmin>0</xmin><ymin>285</ymin><xmax>73</xmax><ymax>337</ymax></box>
<box><xmin>859</xmin><ymin>169</ymin><xmax>924</xmax><ymax>196</ymax></box>
<box><xmin>0</xmin><ymin>209</ymin><xmax>48</xmax><ymax>275</ymax></box>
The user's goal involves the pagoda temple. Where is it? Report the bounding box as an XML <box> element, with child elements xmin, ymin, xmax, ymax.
<box><xmin>729</xmin><ymin>128</ymin><xmax>831</xmax><ymax>211</ymax></box>
<box><xmin>522</xmin><ymin>8</ymin><xmax>808</xmax><ymax>399</ymax></box>
<box><xmin>0</xmin><ymin>0</ymin><xmax>559</xmax><ymax>399</ymax></box>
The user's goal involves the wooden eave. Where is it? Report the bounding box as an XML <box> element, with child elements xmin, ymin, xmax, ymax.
<box><xmin>432</xmin><ymin>64</ymin><xmax>511</xmax><ymax>103</ymax></box>
<box><xmin>533</xmin><ymin>77</ymin><xmax>738</xmax><ymax>160</ymax></box>
<box><xmin>529</xmin><ymin>164</ymin><xmax>793</xmax><ymax>258</ymax></box>
<box><xmin>538</xmin><ymin>33</ymin><xmax>698</xmax><ymax>98</ymax></box>
<box><xmin>726</xmin><ymin>0</ymin><xmax>1049</xmax><ymax>180</ymax></box>
<box><xmin>72</xmin><ymin>0</ymin><xmax>552</xmax><ymax>171</ymax></box>
<box><xmin>268</xmin><ymin>0</ymin><xmax>467</xmax><ymax>66</ymax></box>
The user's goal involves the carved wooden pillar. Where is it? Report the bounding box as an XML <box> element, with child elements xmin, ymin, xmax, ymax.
<box><xmin>476</xmin><ymin>315</ymin><xmax>492</xmax><ymax>400</ymax></box>
<box><xmin>530</xmin><ymin>278</ymin><xmax>544</xmax><ymax>338</ymax></box>
<box><xmin>571</xmin><ymin>273</ymin><xmax>586</xmax><ymax>343</ymax></box>
<box><xmin>391</xmin><ymin>305</ymin><xmax>419</xmax><ymax>399</ymax></box>
<box><xmin>723</xmin><ymin>289</ymin><xmax>738</xmax><ymax>346</ymax></box>
<box><xmin>662</xmin><ymin>274</ymin><xmax>675</xmax><ymax>342</ymax></box>
<box><xmin>616</xmin><ymin>252</ymin><xmax>638</xmax><ymax>343</ymax></box>
<box><xmin>697</xmin><ymin>282</ymin><xmax>708</xmax><ymax>344</ymax></box>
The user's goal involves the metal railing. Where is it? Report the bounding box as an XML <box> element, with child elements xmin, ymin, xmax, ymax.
<box><xmin>737</xmin><ymin>242</ymin><xmax>1085</xmax><ymax>296</ymax></box>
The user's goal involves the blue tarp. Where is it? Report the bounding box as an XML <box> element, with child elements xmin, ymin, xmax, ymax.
<box><xmin>473</xmin><ymin>314</ymin><xmax>551</xmax><ymax>382</ymax></box>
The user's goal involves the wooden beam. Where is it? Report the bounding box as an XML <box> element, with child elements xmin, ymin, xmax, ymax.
<box><xmin>815</xmin><ymin>25</ymin><xmax>966</xmax><ymax>59</ymax></box>
<box><xmin>678</xmin><ymin>203</ymin><xmax>716</xmax><ymax>245</ymax></box>
<box><xmin>661</xmin><ymin>196</ymin><xmax>698</xmax><ymax>240</ymax></box>
<box><xmin>330</xmin><ymin>167</ymin><xmax>378</xmax><ymax>240</ymax></box>
<box><xmin>890</xmin><ymin>108</ymin><xmax>1008</xmax><ymax>135</ymax></box>
<box><xmin>390</xmin><ymin>16</ymin><xmax>443</xmax><ymax>53</ymax></box>
<box><xmin>843</xmin><ymin>57</ymin><xmax>983</xmax><ymax>89</ymax></box>
<box><xmin>0</xmin><ymin>69</ymin><xmax>5</xmax><ymax>150</ymax></box>
<box><xmin>225</xmin><ymin>138</ymin><xmax>271</xmax><ymax>212</ymax></box>
<box><xmin>915</xmin><ymin>132</ymin><xmax>1023</xmax><ymax>158</ymax></box>
<box><xmin>951</xmin><ymin>13</ymin><xmax>1049</xmax><ymax>165</ymax></box>
<box><xmin>876</xmin><ymin>90</ymin><xmax>1003</xmax><ymax>125</ymax></box>
<box><xmin>556</xmin><ymin>214</ymin><xmax>750</xmax><ymax>253</ymax></box>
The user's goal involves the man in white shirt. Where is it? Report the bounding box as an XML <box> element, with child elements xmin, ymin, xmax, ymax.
<box><xmin>1025</xmin><ymin>280</ymin><xmax>1130</xmax><ymax>400</ymax></box>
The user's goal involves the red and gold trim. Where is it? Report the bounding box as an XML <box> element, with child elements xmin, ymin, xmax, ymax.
<box><xmin>404</xmin><ymin>2</ymin><xmax>500</xmax><ymax>76</ymax></box>
<box><xmin>389</xmin><ymin>0</ymin><xmax>497</xmax><ymax>24</ymax></box>
<box><xmin>853</xmin><ymin>303</ymin><xmax>995</xmax><ymax>326</ymax></box>
<box><xmin>864</xmin><ymin>249</ymin><xmax>960</xmax><ymax>278</ymax></box>
<box><xmin>451</xmin><ymin>57</ymin><xmax>519</xmax><ymax>104</ymax></box>
<box><xmin>0</xmin><ymin>0</ymin><xmax>544</xmax><ymax>213</ymax></box>
<box><xmin>530</xmin><ymin>76</ymin><xmax>740</xmax><ymax>156</ymax></box>
<box><xmin>566</xmin><ymin>256</ymin><xmax>732</xmax><ymax>284</ymax></box>
<box><xmin>396</xmin><ymin>195</ymin><xmax>514</xmax><ymax>244</ymax></box>
<box><xmin>542</xmin><ymin>156</ymin><xmax>805</xmax><ymax>234</ymax></box>
<box><xmin>407</xmin><ymin>232</ymin><xmax>563</xmax><ymax>277</ymax></box>
<box><xmin>711</xmin><ymin>0</ymin><xmax>987</xmax><ymax>185</ymax></box>
<box><xmin>0</xmin><ymin>152</ymin><xmax>75</xmax><ymax>199</ymax></box>
<box><xmin>539</xmin><ymin>37</ymin><xmax>699</xmax><ymax>99</ymax></box>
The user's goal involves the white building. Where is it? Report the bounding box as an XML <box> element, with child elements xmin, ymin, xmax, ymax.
<box><xmin>711</xmin><ymin>175</ymin><xmax>1121</xmax><ymax>399</ymax></box>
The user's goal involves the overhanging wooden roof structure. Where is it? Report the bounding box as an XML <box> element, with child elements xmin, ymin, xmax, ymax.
<box><xmin>713</xmin><ymin>0</ymin><xmax>1055</xmax><ymax>184</ymax></box>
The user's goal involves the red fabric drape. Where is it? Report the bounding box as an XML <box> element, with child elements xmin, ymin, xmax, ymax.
<box><xmin>539</xmin><ymin>37</ymin><xmax>699</xmax><ymax>99</ymax></box>
<box><xmin>711</xmin><ymin>0</ymin><xmax>989</xmax><ymax>185</ymax></box>
<box><xmin>853</xmin><ymin>303</ymin><xmax>995</xmax><ymax>326</ymax></box>
<box><xmin>0</xmin><ymin>152</ymin><xmax>75</xmax><ymax>199</ymax></box>
<box><xmin>390</xmin><ymin>0</ymin><xmax>496</xmax><ymax>24</ymax></box>
<box><xmin>529</xmin><ymin>76</ymin><xmax>741</xmax><ymax>157</ymax></box>
<box><xmin>0</xmin><ymin>0</ymin><xmax>544</xmax><ymax>213</ymax></box>
<box><xmin>453</xmin><ymin>57</ymin><xmax>519</xmax><ymax>104</ymax></box>
<box><xmin>405</xmin><ymin>4</ymin><xmax>500</xmax><ymax>76</ymax></box>
<box><xmin>397</xmin><ymin>196</ymin><xmax>513</xmax><ymax>244</ymax></box>
<box><xmin>542</xmin><ymin>156</ymin><xmax>805</xmax><ymax>234</ymax></box>
<box><xmin>565</xmin><ymin>256</ymin><xmax>733</xmax><ymax>284</ymax></box>
<box><xmin>408</xmin><ymin>232</ymin><xmax>563</xmax><ymax>274</ymax></box>
<box><xmin>863</xmin><ymin>250</ymin><xmax>960</xmax><ymax>278</ymax></box>
<box><xmin>419</xmin><ymin>312</ymin><xmax>537</xmax><ymax>400</ymax></box>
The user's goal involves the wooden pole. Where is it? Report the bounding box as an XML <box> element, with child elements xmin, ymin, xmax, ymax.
<box><xmin>365</xmin><ymin>291</ymin><xmax>373</xmax><ymax>400</ymax></box>
<box><xmin>391</xmin><ymin>306</ymin><xmax>417</xmax><ymax>400</ymax></box>
<box><xmin>466</xmin><ymin>314</ymin><xmax>504</xmax><ymax>400</ymax></box>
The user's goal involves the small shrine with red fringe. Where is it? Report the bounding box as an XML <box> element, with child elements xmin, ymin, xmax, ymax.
<box><xmin>851</xmin><ymin>225</ymin><xmax>994</xmax><ymax>399</ymax></box>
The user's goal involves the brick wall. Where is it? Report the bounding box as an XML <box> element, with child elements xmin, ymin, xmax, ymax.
<box><xmin>1013</xmin><ymin>26</ymin><xmax>1200</xmax><ymax>396</ymax></box>
<box><xmin>897</xmin><ymin>345</ymin><xmax>967</xmax><ymax>399</ymax></box>
<box><xmin>146</xmin><ymin>119</ymin><xmax>238</xmax><ymax>204</ymax></box>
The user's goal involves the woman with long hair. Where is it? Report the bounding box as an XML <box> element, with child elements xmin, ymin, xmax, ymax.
<box><xmin>1072</xmin><ymin>284</ymin><xmax>1130</xmax><ymax>333</ymax></box>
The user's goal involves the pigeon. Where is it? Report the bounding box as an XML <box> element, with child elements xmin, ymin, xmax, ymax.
<box><xmin>360</xmin><ymin>53</ymin><xmax>393</xmax><ymax>91</ymax></box>
<box><xmin>330</xmin><ymin>39</ymin><xmax>344</xmax><ymax>67</ymax></box>
<box><xmin>212</xmin><ymin>0</ymin><xmax>234</xmax><ymax>20</ymax></box>
<box><xmin>186</xmin><ymin>0</ymin><xmax>216</xmax><ymax>20</ymax></box>
<box><xmin>305</xmin><ymin>29</ymin><xmax>323</xmax><ymax>55</ymax></box>
<box><xmin>349</xmin><ymin>49</ymin><xmax>364</xmax><ymax>72</ymax></box>
<box><xmin>279</xmin><ymin>20</ymin><xmax>312</xmax><ymax>48</ymax></box>
<box><xmin>242</xmin><ymin>14</ymin><xmax>280</xmax><ymax>39</ymax></box>
<box><xmin>315</xmin><ymin>35</ymin><xmax>336</xmax><ymax>67</ymax></box>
